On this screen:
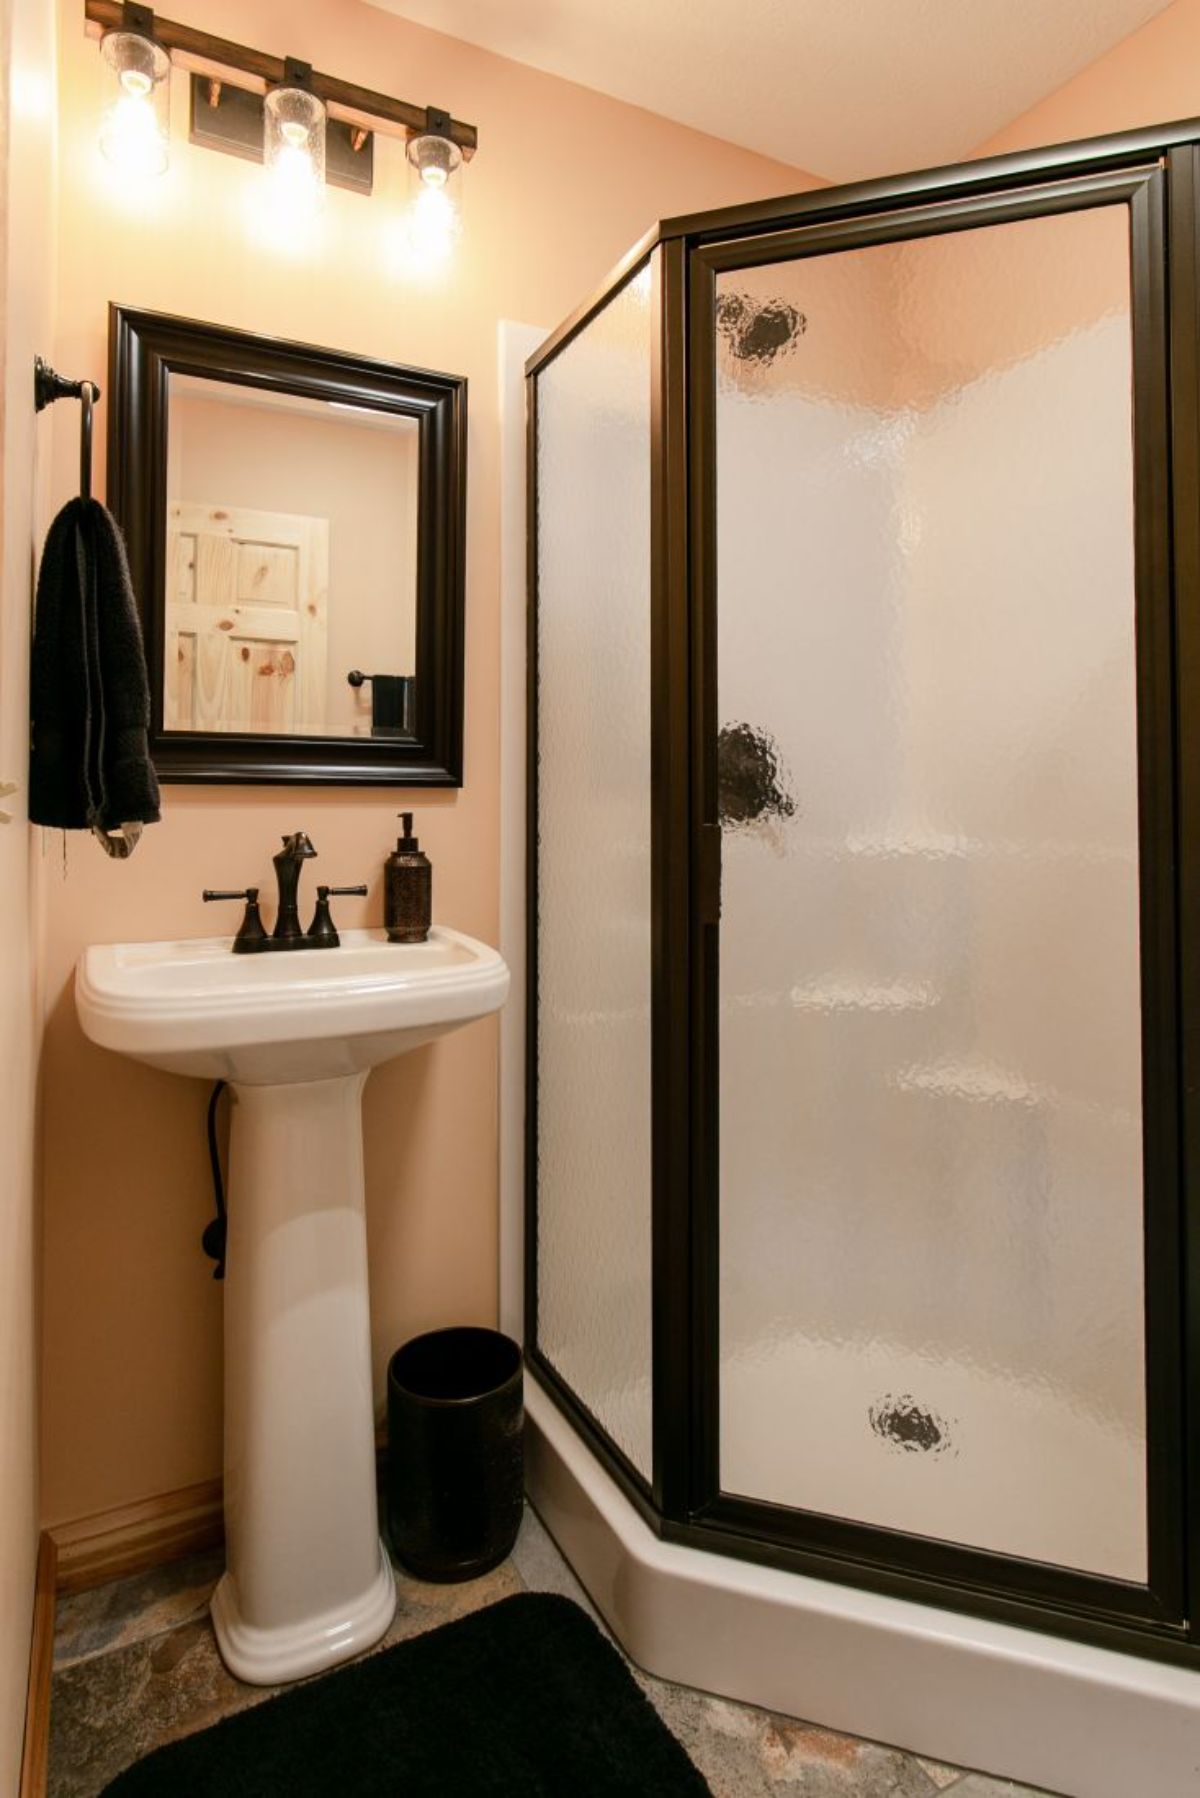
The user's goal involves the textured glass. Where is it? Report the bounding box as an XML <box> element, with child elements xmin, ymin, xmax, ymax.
<box><xmin>716</xmin><ymin>207</ymin><xmax>1147</xmax><ymax>1578</ymax></box>
<box><xmin>535</xmin><ymin>262</ymin><xmax>654</xmax><ymax>1476</ymax></box>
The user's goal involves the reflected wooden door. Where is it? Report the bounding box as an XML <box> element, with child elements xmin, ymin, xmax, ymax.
<box><xmin>165</xmin><ymin>501</ymin><xmax>329</xmax><ymax>732</ymax></box>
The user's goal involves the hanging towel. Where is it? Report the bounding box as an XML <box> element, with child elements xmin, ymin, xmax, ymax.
<box><xmin>29</xmin><ymin>498</ymin><xmax>160</xmax><ymax>858</ymax></box>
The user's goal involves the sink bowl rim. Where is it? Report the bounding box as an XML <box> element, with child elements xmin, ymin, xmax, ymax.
<box><xmin>77</xmin><ymin>925</ymin><xmax>505</xmax><ymax>1020</ymax></box>
<box><xmin>75</xmin><ymin>926</ymin><xmax>509</xmax><ymax>1082</ymax></box>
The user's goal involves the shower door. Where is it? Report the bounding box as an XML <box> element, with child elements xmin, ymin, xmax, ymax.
<box><xmin>691</xmin><ymin>164</ymin><xmax>1185</xmax><ymax>1625</ymax></box>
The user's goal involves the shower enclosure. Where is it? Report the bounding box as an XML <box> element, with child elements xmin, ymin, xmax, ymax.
<box><xmin>525</xmin><ymin>118</ymin><xmax>1200</xmax><ymax>1672</ymax></box>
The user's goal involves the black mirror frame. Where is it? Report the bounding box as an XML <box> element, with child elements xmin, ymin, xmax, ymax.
<box><xmin>107</xmin><ymin>304</ymin><xmax>466</xmax><ymax>786</ymax></box>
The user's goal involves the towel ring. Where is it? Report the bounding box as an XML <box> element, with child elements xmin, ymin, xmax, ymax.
<box><xmin>34</xmin><ymin>356</ymin><xmax>102</xmax><ymax>502</ymax></box>
<box><xmin>78</xmin><ymin>382</ymin><xmax>96</xmax><ymax>502</ymax></box>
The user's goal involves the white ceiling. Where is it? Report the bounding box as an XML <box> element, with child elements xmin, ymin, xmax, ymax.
<box><xmin>365</xmin><ymin>0</ymin><xmax>1174</xmax><ymax>181</ymax></box>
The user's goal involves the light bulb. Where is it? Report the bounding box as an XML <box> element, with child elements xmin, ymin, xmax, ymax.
<box><xmin>406</xmin><ymin>131</ymin><xmax>461</xmax><ymax>191</ymax></box>
<box><xmin>278</xmin><ymin>143</ymin><xmax>312</xmax><ymax>180</ymax></box>
<box><xmin>101</xmin><ymin>92</ymin><xmax>165</xmax><ymax>175</ymax></box>
<box><xmin>99</xmin><ymin>28</ymin><xmax>170</xmax><ymax>177</ymax></box>
<box><xmin>413</xmin><ymin>183</ymin><xmax>456</xmax><ymax>238</ymax></box>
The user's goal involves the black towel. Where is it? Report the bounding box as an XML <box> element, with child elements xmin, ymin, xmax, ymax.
<box><xmin>370</xmin><ymin>673</ymin><xmax>415</xmax><ymax>735</ymax></box>
<box><xmin>29</xmin><ymin>497</ymin><xmax>160</xmax><ymax>855</ymax></box>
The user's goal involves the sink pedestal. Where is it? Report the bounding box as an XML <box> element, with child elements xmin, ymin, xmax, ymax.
<box><xmin>210</xmin><ymin>1072</ymin><xmax>396</xmax><ymax>1684</ymax></box>
<box><xmin>75</xmin><ymin>925</ymin><xmax>509</xmax><ymax>1686</ymax></box>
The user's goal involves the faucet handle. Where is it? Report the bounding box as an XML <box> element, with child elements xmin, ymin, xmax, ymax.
<box><xmin>307</xmin><ymin>884</ymin><xmax>368</xmax><ymax>949</ymax></box>
<box><xmin>203</xmin><ymin>886</ymin><xmax>268</xmax><ymax>954</ymax></box>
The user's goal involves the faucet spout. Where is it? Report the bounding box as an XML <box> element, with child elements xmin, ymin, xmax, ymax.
<box><xmin>277</xmin><ymin>830</ymin><xmax>317</xmax><ymax>862</ymax></box>
<box><xmin>272</xmin><ymin>832</ymin><xmax>318</xmax><ymax>943</ymax></box>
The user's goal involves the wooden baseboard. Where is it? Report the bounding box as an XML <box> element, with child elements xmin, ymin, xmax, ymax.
<box><xmin>19</xmin><ymin>1533</ymin><xmax>56</xmax><ymax>1798</ymax></box>
<box><xmin>24</xmin><ymin>1451</ymin><xmax>390</xmax><ymax>1785</ymax></box>
<box><xmin>47</xmin><ymin>1437</ymin><xmax>388</xmax><ymax>1597</ymax></box>
<box><xmin>50</xmin><ymin>1479</ymin><xmax>225</xmax><ymax>1597</ymax></box>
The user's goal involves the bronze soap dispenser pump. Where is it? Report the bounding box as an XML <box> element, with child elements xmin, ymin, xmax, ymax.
<box><xmin>385</xmin><ymin>813</ymin><xmax>432</xmax><ymax>943</ymax></box>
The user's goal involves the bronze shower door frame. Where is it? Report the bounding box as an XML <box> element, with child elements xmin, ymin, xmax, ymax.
<box><xmin>525</xmin><ymin>120</ymin><xmax>1200</xmax><ymax>1668</ymax></box>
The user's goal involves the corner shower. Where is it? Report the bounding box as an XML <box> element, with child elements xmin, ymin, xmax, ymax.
<box><xmin>523</xmin><ymin>119</ymin><xmax>1200</xmax><ymax>1712</ymax></box>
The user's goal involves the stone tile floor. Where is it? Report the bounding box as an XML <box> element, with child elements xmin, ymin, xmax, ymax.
<box><xmin>50</xmin><ymin>1508</ymin><xmax>1056</xmax><ymax>1798</ymax></box>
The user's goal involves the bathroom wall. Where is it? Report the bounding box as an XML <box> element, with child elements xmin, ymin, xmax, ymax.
<box><xmin>0</xmin><ymin>0</ymin><xmax>56</xmax><ymax>1781</ymax></box>
<box><xmin>969</xmin><ymin>0</ymin><xmax>1200</xmax><ymax>156</ymax></box>
<box><xmin>38</xmin><ymin>0</ymin><xmax>812</xmax><ymax>1526</ymax></box>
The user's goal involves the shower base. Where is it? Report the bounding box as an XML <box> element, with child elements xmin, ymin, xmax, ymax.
<box><xmin>525</xmin><ymin>1376</ymin><xmax>1200</xmax><ymax>1798</ymax></box>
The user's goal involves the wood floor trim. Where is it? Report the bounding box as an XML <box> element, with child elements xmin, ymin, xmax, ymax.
<box><xmin>19</xmin><ymin>1533</ymin><xmax>57</xmax><ymax>1798</ymax></box>
<box><xmin>50</xmin><ymin>1478</ymin><xmax>225</xmax><ymax>1597</ymax></box>
<box><xmin>47</xmin><ymin>1439</ymin><xmax>387</xmax><ymax>1597</ymax></box>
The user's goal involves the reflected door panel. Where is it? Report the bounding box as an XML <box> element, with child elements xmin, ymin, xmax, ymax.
<box><xmin>715</xmin><ymin>204</ymin><xmax>1148</xmax><ymax>1578</ymax></box>
<box><xmin>165</xmin><ymin>501</ymin><xmax>328</xmax><ymax>734</ymax></box>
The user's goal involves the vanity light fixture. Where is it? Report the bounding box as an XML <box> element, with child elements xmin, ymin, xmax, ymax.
<box><xmin>85</xmin><ymin>1</ymin><xmax>478</xmax><ymax>212</ymax></box>
<box><xmin>98</xmin><ymin>2</ymin><xmax>170</xmax><ymax>176</ymax></box>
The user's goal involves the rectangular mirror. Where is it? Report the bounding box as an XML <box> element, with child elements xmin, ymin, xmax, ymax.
<box><xmin>165</xmin><ymin>376</ymin><xmax>419</xmax><ymax>740</ymax></box>
<box><xmin>109</xmin><ymin>307</ymin><xmax>466</xmax><ymax>784</ymax></box>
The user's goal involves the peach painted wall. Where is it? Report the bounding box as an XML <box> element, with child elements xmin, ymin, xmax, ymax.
<box><xmin>39</xmin><ymin>0</ymin><xmax>812</xmax><ymax>1526</ymax></box>
<box><xmin>1</xmin><ymin>0</ymin><xmax>55</xmax><ymax>1781</ymax></box>
<box><xmin>968</xmin><ymin>0</ymin><xmax>1200</xmax><ymax>158</ymax></box>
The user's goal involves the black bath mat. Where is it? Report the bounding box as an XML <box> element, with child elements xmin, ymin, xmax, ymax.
<box><xmin>101</xmin><ymin>1592</ymin><xmax>711</xmax><ymax>1796</ymax></box>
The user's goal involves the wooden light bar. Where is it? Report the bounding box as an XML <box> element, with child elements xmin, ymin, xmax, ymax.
<box><xmin>82</xmin><ymin>0</ymin><xmax>478</xmax><ymax>157</ymax></box>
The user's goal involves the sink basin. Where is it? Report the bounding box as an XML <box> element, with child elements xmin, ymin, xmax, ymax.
<box><xmin>76</xmin><ymin>926</ymin><xmax>509</xmax><ymax>1084</ymax></box>
<box><xmin>75</xmin><ymin>922</ymin><xmax>509</xmax><ymax>1686</ymax></box>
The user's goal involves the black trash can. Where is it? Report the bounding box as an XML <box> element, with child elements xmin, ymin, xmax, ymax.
<box><xmin>387</xmin><ymin>1326</ymin><xmax>524</xmax><ymax>1582</ymax></box>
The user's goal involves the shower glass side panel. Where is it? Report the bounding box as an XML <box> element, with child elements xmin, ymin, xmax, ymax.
<box><xmin>713</xmin><ymin>204</ymin><xmax>1150</xmax><ymax>1579</ymax></box>
<box><xmin>530</xmin><ymin>256</ymin><xmax>656</xmax><ymax>1483</ymax></box>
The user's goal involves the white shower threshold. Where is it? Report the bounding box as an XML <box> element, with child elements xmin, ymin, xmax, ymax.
<box><xmin>525</xmin><ymin>1376</ymin><xmax>1200</xmax><ymax>1798</ymax></box>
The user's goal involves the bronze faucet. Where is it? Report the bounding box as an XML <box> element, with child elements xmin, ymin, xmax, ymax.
<box><xmin>203</xmin><ymin>832</ymin><xmax>366</xmax><ymax>952</ymax></box>
<box><xmin>272</xmin><ymin>831</ymin><xmax>317</xmax><ymax>946</ymax></box>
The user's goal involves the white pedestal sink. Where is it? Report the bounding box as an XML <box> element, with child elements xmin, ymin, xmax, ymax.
<box><xmin>76</xmin><ymin>927</ymin><xmax>509</xmax><ymax>1685</ymax></box>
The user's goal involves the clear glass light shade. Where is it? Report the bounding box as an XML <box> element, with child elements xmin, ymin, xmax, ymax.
<box><xmin>404</xmin><ymin>132</ymin><xmax>463</xmax><ymax>263</ymax></box>
<box><xmin>263</xmin><ymin>84</ymin><xmax>326</xmax><ymax>202</ymax></box>
<box><xmin>99</xmin><ymin>30</ymin><xmax>170</xmax><ymax>176</ymax></box>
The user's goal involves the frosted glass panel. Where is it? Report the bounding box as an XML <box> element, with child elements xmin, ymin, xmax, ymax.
<box><xmin>535</xmin><ymin>265</ymin><xmax>654</xmax><ymax>1477</ymax></box>
<box><xmin>716</xmin><ymin>207</ymin><xmax>1147</xmax><ymax>1577</ymax></box>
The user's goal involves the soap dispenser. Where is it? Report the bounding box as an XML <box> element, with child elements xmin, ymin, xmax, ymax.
<box><xmin>385</xmin><ymin>813</ymin><xmax>432</xmax><ymax>943</ymax></box>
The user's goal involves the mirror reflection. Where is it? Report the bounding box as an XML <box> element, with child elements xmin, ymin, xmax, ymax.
<box><xmin>164</xmin><ymin>374</ymin><xmax>419</xmax><ymax>738</ymax></box>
